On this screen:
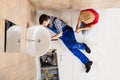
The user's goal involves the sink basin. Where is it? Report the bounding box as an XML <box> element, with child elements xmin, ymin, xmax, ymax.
<box><xmin>27</xmin><ymin>25</ymin><xmax>51</xmax><ymax>57</ymax></box>
<box><xmin>6</xmin><ymin>25</ymin><xmax>21</xmax><ymax>52</ymax></box>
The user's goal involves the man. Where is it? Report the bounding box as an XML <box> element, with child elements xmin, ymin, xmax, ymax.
<box><xmin>39</xmin><ymin>14</ymin><xmax>93</xmax><ymax>73</ymax></box>
<box><xmin>75</xmin><ymin>9</ymin><xmax>99</xmax><ymax>35</ymax></box>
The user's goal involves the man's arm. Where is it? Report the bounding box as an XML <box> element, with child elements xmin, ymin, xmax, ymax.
<box><xmin>51</xmin><ymin>18</ymin><xmax>63</xmax><ymax>40</ymax></box>
<box><xmin>51</xmin><ymin>32</ymin><xmax>62</xmax><ymax>40</ymax></box>
<box><xmin>80</xmin><ymin>24</ymin><xmax>94</xmax><ymax>30</ymax></box>
<box><xmin>76</xmin><ymin>15</ymin><xmax>82</xmax><ymax>29</ymax></box>
<box><xmin>75</xmin><ymin>15</ymin><xmax>82</xmax><ymax>33</ymax></box>
<box><xmin>75</xmin><ymin>25</ymin><xmax>94</xmax><ymax>34</ymax></box>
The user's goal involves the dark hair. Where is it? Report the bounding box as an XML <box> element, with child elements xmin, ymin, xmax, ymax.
<box><xmin>39</xmin><ymin>14</ymin><xmax>50</xmax><ymax>24</ymax></box>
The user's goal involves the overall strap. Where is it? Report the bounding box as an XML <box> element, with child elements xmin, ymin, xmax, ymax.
<box><xmin>53</xmin><ymin>17</ymin><xmax>57</xmax><ymax>27</ymax></box>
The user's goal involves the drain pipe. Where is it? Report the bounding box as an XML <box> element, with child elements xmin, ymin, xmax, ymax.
<box><xmin>36</xmin><ymin>57</ymin><xmax>41</xmax><ymax>80</ymax></box>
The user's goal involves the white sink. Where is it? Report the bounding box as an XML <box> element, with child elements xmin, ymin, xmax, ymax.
<box><xmin>27</xmin><ymin>25</ymin><xmax>51</xmax><ymax>57</ymax></box>
<box><xmin>6</xmin><ymin>25</ymin><xmax>21</xmax><ymax>53</ymax></box>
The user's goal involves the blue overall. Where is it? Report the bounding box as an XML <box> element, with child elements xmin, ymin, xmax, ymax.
<box><xmin>49</xmin><ymin>25</ymin><xmax>89</xmax><ymax>64</ymax></box>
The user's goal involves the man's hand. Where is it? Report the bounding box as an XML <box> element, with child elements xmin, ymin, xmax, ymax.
<box><xmin>51</xmin><ymin>32</ymin><xmax>62</xmax><ymax>40</ymax></box>
<box><xmin>75</xmin><ymin>29</ymin><xmax>81</xmax><ymax>34</ymax></box>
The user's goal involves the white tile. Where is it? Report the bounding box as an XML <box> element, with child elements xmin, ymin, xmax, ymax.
<box><xmin>97</xmin><ymin>9</ymin><xmax>120</xmax><ymax>32</ymax></box>
<box><xmin>96</xmin><ymin>31</ymin><xmax>120</xmax><ymax>56</ymax></box>
<box><xmin>98</xmin><ymin>55</ymin><xmax>120</xmax><ymax>80</ymax></box>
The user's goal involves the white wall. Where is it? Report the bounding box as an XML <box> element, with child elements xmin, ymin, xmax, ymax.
<box><xmin>96</xmin><ymin>9</ymin><xmax>120</xmax><ymax>80</ymax></box>
<box><xmin>36</xmin><ymin>9</ymin><xmax>120</xmax><ymax>80</ymax></box>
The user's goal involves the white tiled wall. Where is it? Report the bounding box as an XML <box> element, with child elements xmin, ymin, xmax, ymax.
<box><xmin>36</xmin><ymin>9</ymin><xmax>120</xmax><ymax>80</ymax></box>
<box><xmin>96</xmin><ymin>9</ymin><xmax>120</xmax><ymax>80</ymax></box>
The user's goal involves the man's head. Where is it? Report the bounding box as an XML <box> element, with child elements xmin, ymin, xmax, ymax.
<box><xmin>39</xmin><ymin>14</ymin><xmax>50</xmax><ymax>27</ymax></box>
<box><xmin>80</xmin><ymin>11</ymin><xmax>95</xmax><ymax>24</ymax></box>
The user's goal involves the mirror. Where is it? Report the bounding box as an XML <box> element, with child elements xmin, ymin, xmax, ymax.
<box><xmin>27</xmin><ymin>25</ymin><xmax>51</xmax><ymax>57</ymax></box>
<box><xmin>4</xmin><ymin>20</ymin><xmax>21</xmax><ymax>53</ymax></box>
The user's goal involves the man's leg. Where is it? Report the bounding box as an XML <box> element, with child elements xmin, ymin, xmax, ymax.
<box><xmin>63</xmin><ymin>26</ymin><xmax>91</xmax><ymax>53</ymax></box>
<box><xmin>69</xmin><ymin>48</ymin><xmax>89</xmax><ymax>64</ymax></box>
<box><xmin>61</xmin><ymin>26</ymin><xmax>92</xmax><ymax>73</ymax></box>
<box><xmin>69</xmin><ymin>48</ymin><xmax>93</xmax><ymax>73</ymax></box>
<box><xmin>72</xmin><ymin>42</ymin><xmax>91</xmax><ymax>53</ymax></box>
<box><xmin>72</xmin><ymin>42</ymin><xmax>86</xmax><ymax>50</ymax></box>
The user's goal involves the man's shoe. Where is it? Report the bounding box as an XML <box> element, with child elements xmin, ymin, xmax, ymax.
<box><xmin>85</xmin><ymin>61</ymin><xmax>93</xmax><ymax>73</ymax></box>
<box><xmin>83</xmin><ymin>43</ymin><xmax>91</xmax><ymax>54</ymax></box>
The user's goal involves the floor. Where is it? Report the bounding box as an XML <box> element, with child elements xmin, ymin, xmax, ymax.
<box><xmin>36</xmin><ymin>9</ymin><xmax>120</xmax><ymax>80</ymax></box>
